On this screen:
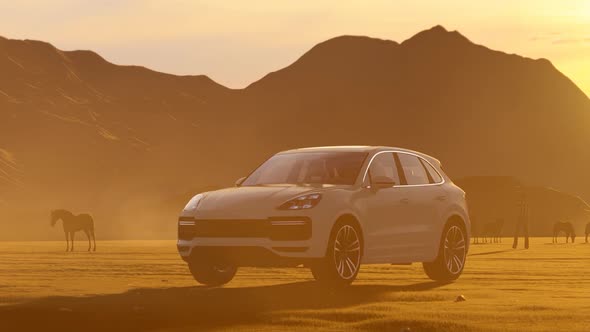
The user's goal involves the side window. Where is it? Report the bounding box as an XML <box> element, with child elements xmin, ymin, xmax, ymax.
<box><xmin>421</xmin><ymin>160</ymin><xmax>443</xmax><ymax>183</ymax></box>
<box><xmin>368</xmin><ymin>153</ymin><xmax>400</xmax><ymax>186</ymax></box>
<box><xmin>397</xmin><ymin>153</ymin><xmax>430</xmax><ymax>185</ymax></box>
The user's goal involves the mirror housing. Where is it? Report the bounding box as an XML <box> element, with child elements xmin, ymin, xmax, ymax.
<box><xmin>235</xmin><ymin>176</ymin><xmax>247</xmax><ymax>187</ymax></box>
<box><xmin>371</xmin><ymin>176</ymin><xmax>396</xmax><ymax>189</ymax></box>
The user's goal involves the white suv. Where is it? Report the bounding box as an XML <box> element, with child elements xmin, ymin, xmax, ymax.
<box><xmin>178</xmin><ymin>146</ymin><xmax>470</xmax><ymax>286</ymax></box>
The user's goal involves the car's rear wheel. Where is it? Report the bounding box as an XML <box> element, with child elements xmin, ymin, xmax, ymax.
<box><xmin>423</xmin><ymin>222</ymin><xmax>467</xmax><ymax>281</ymax></box>
<box><xmin>311</xmin><ymin>222</ymin><xmax>362</xmax><ymax>286</ymax></box>
<box><xmin>188</xmin><ymin>259</ymin><xmax>237</xmax><ymax>286</ymax></box>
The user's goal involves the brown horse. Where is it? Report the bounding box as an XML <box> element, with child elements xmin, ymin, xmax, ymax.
<box><xmin>51</xmin><ymin>209</ymin><xmax>96</xmax><ymax>251</ymax></box>
<box><xmin>482</xmin><ymin>219</ymin><xmax>504</xmax><ymax>243</ymax></box>
<box><xmin>553</xmin><ymin>221</ymin><xmax>575</xmax><ymax>244</ymax></box>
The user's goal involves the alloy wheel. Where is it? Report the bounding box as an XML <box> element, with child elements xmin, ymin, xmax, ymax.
<box><xmin>333</xmin><ymin>225</ymin><xmax>361</xmax><ymax>279</ymax></box>
<box><xmin>443</xmin><ymin>225</ymin><xmax>466</xmax><ymax>274</ymax></box>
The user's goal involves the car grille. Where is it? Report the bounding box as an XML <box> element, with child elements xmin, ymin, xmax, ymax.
<box><xmin>178</xmin><ymin>217</ymin><xmax>311</xmax><ymax>241</ymax></box>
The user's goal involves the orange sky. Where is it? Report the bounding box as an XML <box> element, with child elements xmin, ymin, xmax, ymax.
<box><xmin>1</xmin><ymin>1</ymin><xmax>588</xmax><ymax>95</ymax></box>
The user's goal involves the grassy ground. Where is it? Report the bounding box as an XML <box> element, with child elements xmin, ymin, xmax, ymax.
<box><xmin>0</xmin><ymin>238</ymin><xmax>588</xmax><ymax>331</ymax></box>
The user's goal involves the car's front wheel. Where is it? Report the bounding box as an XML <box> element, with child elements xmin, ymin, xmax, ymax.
<box><xmin>311</xmin><ymin>221</ymin><xmax>362</xmax><ymax>286</ymax></box>
<box><xmin>188</xmin><ymin>259</ymin><xmax>237</xmax><ymax>286</ymax></box>
<box><xmin>423</xmin><ymin>222</ymin><xmax>467</xmax><ymax>281</ymax></box>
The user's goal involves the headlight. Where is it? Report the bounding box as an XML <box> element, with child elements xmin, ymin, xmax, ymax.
<box><xmin>278</xmin><ymin>193</ymin><xmax>322</xmax><ymax>210</ymax></box>
<box><xmin>183</xmin><ymin>194</ymin><xmax>204</xmax><ymax>212</ymax></box>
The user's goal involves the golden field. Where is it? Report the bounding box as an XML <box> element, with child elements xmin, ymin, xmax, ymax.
<box><xmin>0</xmin><ymin>238</ymin><xmax>589</xmax><ymax>331</ymax></box>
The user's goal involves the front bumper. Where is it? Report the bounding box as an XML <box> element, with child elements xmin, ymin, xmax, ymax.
<box><xmin>178</xmin><ymin>216</ymin><xmax>311</xmax><ymax>241</ymax></box>
<box><xmin>177</xmin><ymin>216</ymin><xmax>324</xmax><ymax>265</ymax></box>
<box><xmin>178</xmin><ymin>245</ymin><xmax>317</xmax><ymax>267</ymax></box>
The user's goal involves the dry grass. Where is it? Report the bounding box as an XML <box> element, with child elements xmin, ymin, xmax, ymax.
<box><xmin>0</xmin><ymin>238</ymin><xmax>589</xmax><ymax>331</ymax></box>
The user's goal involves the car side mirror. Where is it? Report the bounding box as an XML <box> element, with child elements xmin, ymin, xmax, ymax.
<box><xmin>371</xmin><ymin>176</ymin><xmax>396</xmax><ymax>189</ymax></box>
<box><xmin>235</xmin><ymin>176</ymin><xmax>246</xmax><ymax>187</ymax></box>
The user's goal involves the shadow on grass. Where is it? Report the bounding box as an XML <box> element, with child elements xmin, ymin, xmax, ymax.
<box><xmin>0</xmin><ymin>281</ymin><xmax>447</xmax><ymax>331</ymax></box>
<box><xmin>468</xmin><ymin>249</ymin><xmax>513</xmax><ymax>256</ymax></box>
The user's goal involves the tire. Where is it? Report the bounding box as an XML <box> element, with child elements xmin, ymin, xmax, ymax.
<box><xmin>311</xmin><ymin>221</ymin><xmax>362</xmax><ymax>286</ymax></box>
<box><xmin>423</xmin><ymin>221</ymin><xmax>467</xmax><ymax>282</ymax></box>
<box><xmin>188</xmin><ymin>259</ymin><xmax>237</xmax><ymax>286</ymax></box>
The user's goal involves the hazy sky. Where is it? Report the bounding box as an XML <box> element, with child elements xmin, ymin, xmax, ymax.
<box><xmin>1</xmin><ymin>1</ymin><xmax>588</xmax><ymax>95</ymax></box>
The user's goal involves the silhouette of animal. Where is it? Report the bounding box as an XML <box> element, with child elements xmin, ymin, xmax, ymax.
<box><xmin>471</xmin><ymin>216</ymin><xmax>482</xmax><ymax>244</ymax></box>
<box><xmin>553</xmin><ymin>221</ymin><xmax>575</xmax><ymax>244</ymax></box>
<box><xmin>513</xmin><ymin>190</ymin><xmax>530</xmax><ymax>249</ymax></box>
<box><xmin>50</xmin><ymin>209</ymin><xmax>96</xmax><ymax>251</ymax></box>
<box><xmin>585</xmin><ymin>223</ymin><xmax>590</xmax><ymax>243</ymax></box>
<box><xmin>482</xmin><ymin>219</ymin><xmax>504</xmax><ymax>243</ymax></box>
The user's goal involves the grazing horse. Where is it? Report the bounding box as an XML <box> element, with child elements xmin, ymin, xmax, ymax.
<box><xmin>585</xmin><ymin>223</ymin><xmax>590</xmax><ymax>243</ymax></box>
<box><xmin>553</xmin><ymin>221</ymin><xmax>575</xmax><ymax>244</ymax></box>
<box><xmin>50</xmin><ymin>209</ymin><xmax>96</xmax><ymax>251</ymax></box>
<box><xmin>482</xmin><ymin>219</ymin><xmax>504</xmax><ymax>243</ymax></box>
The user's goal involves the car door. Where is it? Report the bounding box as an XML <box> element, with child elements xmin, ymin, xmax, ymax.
<box><xmin>360</xmin><ymin>152</ymin><xmax>413</xmax><ymax>262</ymax></box>
<box><xmin>396</xmin><ymin>153</ymin><xmax>446</xmax><ymax>258</ymax></box>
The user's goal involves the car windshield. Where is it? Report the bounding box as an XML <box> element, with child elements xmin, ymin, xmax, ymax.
<box><xmin>242</xmin><ymin>152</ymin><xmax>368</xmax><ymax>186</ymax></box>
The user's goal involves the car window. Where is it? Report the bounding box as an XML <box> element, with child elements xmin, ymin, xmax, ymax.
<box><xmin>254</xmin><ymin>157</ymin><xmax>296</xmax><ymax>185</ymax></box>
<box><xmin>397</xmin><ymin>153</ymin><xmax>430</xmax><ymax>185</ymax></box>
<box><xmin>421</xmin><ymin>160</ymin><xmax>443</xmax><ymax>183</ymax></box>
<box><xmin>242</xmin><ymin>152</ymin><xmax>368</xmax><ymax>186</ymax></box>
<box><xmin>368</xmin><ymin>153</ymin><xmax>400</xmax><ymax>186</ymax></box>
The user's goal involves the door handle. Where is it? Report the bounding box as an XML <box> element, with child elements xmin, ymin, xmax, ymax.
<box><xmin>435</xmin><ymin>195</ymin><xmax>447</xmax><ymax>201</ymax></box>
<box><xmin>400</xmin><ymin>198</ymin><xmax>410</xmax><ymax>204</ymax></box>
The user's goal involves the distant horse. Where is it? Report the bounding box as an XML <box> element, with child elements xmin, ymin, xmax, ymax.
<box><xmin>471</xmin><ymin>216</ymin><xmax>482</xmax><ymax>244</ymax></box>
<box><xmin>553</xmin><ymin>221</ymin><xmax>575</xmax><ymax>244</ymax></box>
<box><xmin>482</xmin><ymin>219</ymin><xmax>504</xmax><ymax>243</ymax></box>
<box><xmin>513</xmin><ymin>189</ymin><xmax>529</xmax><ymax>249</ymax></box>
<box><xmin>585</xmin><ymin>223</ymin><xmax>590</xmax><ymax>243</ymax></box>
<box><xmin>50</xmin><ymin>209</ymin><xmax>96</xmax><ymax>251</ymax></box>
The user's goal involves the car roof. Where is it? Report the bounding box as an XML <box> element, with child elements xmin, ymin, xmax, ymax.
<box><xmin>278</xmin><ymin>146</ymin><xmax>440</xmax><ymax>164</ymax></box>
<box><xmin>279</xmin><ymin>145</ymin><xmax>375</xmax><ymax>153</ymax></box>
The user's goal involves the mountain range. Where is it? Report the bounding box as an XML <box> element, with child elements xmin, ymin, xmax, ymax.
<box><xmin>1</xmin><ymin>25</ymin><xmax>589</xmax><ymax>239</ymax></box>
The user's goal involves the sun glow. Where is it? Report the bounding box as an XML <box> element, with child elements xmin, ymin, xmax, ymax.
<box><xmin>0</xmin><ymin>0</ymin><xmax>588</xmax><ymax>96</ymax></box>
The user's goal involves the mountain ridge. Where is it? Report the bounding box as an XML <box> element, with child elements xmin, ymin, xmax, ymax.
<box><xmin>0</xmin><ymin>25</ymin><xmax>589</xmax><ymax>240</ymax></box>
<box><xmin>4</xmin><ymin>26</ymin><xmax>586</xmax><ymax>100</ymax></box>
<box><xmin>244</xmin><ymin>26</ymin><xmax>589</xmax><ymax>104</ymax></box>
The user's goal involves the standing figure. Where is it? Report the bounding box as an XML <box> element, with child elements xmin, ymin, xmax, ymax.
<box><xmin>50</xmin><ymin>209</ymin><xmax>96</xmax><ymax>251</ymax></box>
<box><xmin>471</xmin><ymin>215</ymin><xmax>480</xmax><ymax>244</ymax></box>
<box><xmin>482</xmin><ymin>218</ymin><xmax>504</xmax><ymax>243</ymax></box>
<box><xmin>585</xmin><ymin>223</ymin><xmax>589</xmax><ymax>243</ymax></box>
<box><xmin>552</xmin><ymin>221</ymin><xmax>576</xmax><ymax>243</ymax></box>
<box><xmin>512</xmin><ymin>190</ymin><xmax>529</xmax><ymax>249</ymax></box>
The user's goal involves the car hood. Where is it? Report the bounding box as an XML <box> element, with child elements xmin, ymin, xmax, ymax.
<box><xmin>183</xmin><ymin>185</ymin><xmax>336</xmax><ymax>219</ymax></box>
